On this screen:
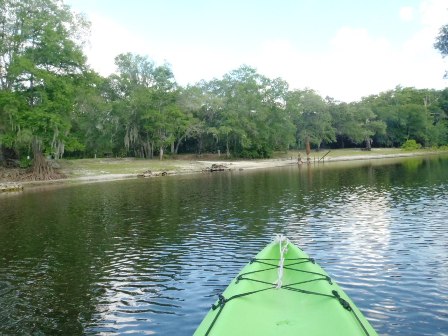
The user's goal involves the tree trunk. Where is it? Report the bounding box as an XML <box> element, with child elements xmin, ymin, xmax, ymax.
<box><xmin>159</xmin><ymin>146</ymin><xmax>164</xmax><ymax>160</ymax></box>
<box><xmin>305</xmin><ymin>136</ymin><xmax>311</xmax><ymax>164</ymax></box>
<box><xmin>0</xmin><ymin>144</ymin><xmax>4</xmax><ymax>166</ymax></box>
<box><xmin>174</xmin><ymin>140</ymin><xmax>181</xmax><ymax>154</ymax></box>
<box><xmin>198</xmin><ymin>137</ymin><xmax>203</xmax><ymax>155</ymax></box>
<box><xmin>365</xmin><ymin>137</ymin><xmax>372</xmax><ymax>150</ymax></box>
<box><xmin>143</xmin><ymin>140</ymin><xmax>149</xmax><ymax>158</ymax></box>
<box><xmin>171</xmin><ymin>142</ymin><xmax>174</xmax><ymax>154</ymax></box>
<box><xmin>174</xmin><ymin>134</ymin><xmax>187</xmax><ymax>154</ymax></box>
<box><xmin>305</xmin><ymin>137</ymin><xmax>311</xmax><ymax>155</ymax></box>
<box><xmin>32</xmin><ymin>139</ymin><xmax>55</xmax><ymax>180</ymax></box>
<box><xmin>33</xmin><ymin>151</ymin><xmax>54</xmax><ymax>180</ymax></box>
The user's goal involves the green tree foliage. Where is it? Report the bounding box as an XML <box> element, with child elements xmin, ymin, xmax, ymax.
<box><xmin>401</xmin><ymin>139</ymin><xmax>422</xmax><ymax>150</ymax></box>
<box><xmin>262</xmin><ymin>78</ymin><xmax>295</xmax><ymax>153</ymax></box>
<box><xmin>0</xmin><ymin>0</ymin><xmax>89</xmax><ymax>177</ymax></box>
<box><xmin>287</xmin><ymin>89</ymin><xmax>335</xmax><ymax>150</ymax></box>
<box><xmin>70</xmin><ymin>73</ymin><xmax>115</xmax><ymax>157</ymax></box>
<box><xmin>435</xmin><ymin>23</ymin><xmax>448</xmax><ymax>77</ymax></box>
<box><xmin>204</xmin><ymin>66</ymin><xmax>295</xmax><ymax>158</ymax></box>
<box><xmin>105</xmin><ymin>53</ymin><xmax>187</xmax><ymax>160</ymax></box>
<box><xmin>363</xmin><ymin>87</ymin><xmax>445</xmax><ymax>148</ymax></box>
<box><xmin>1</xmin><ymin>3</ymin><xmax>448</xmax><ymax>171</ymax></box>
<box><xmin>173</xmin><ymin>86</ymin><xmax>204</xmax><ymax>154</ymax></box>
<box><xmin>330</xmin><ymin>102</ymin><xmax>385</xmax><ymax>149</ymax></box>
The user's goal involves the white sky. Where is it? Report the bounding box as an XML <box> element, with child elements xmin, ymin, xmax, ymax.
<box><xmin>66</xmin><ymin>0</ymin><xmax>448</xmax><ymax>102</ymax></box>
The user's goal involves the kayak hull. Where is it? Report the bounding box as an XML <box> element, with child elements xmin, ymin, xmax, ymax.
<box><xmin>194</xmin><ymin>240</ymin><xmax>378</xmax><ymax>336</ymax></box>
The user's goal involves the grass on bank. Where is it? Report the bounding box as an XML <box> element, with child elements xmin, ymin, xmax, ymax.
<box><xmin>275</xmin><ymin>147</ymin><xmax>448</xmax><ymax>159</ymax></box>
<box><xmin>59</xmin><ymin>158</ymin><xmax>180</xmax><ymax>176</ymax></box>
<box><xmin>58</xmin><ymin>147</ymin><xmax>448</xmax><ymax>177</ymax></box>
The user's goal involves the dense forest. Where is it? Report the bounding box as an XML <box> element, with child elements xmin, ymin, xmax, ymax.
<box><xmin>1</xmin><ymin>0</ymin><xmax>448</xmax><ymax>179</ymax></box>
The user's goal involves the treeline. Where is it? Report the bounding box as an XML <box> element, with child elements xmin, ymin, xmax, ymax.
<box><xmin>74</xmin><ymin>59</ymin><xmax>448</xmax><ymax>160</ymax></box>
<box><xmin>1</xmin><ymin>1</ymin><xmax>448</xmax><ymax>177</ymax></box>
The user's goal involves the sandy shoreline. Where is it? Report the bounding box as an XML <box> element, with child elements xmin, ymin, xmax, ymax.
<box><xmin>16</xmin><ymin>159</ymin><xmax>298</xmax><ymax>187</ymax></box>
<box><xmin>1</xmin><ymin>149</ymin><xmax>444</xmax><ymax>190</ymax></box>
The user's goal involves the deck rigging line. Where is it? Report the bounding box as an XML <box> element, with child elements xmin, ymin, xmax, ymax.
<box><xmin>204</xmin><ymin>255</ymin><xmax>371</xmax><ymax>336</ymax></box>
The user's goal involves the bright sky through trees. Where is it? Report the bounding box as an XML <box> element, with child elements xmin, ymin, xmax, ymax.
<box><xmin>66</xmin><ymin>0</ymin><xmax>447</xmax><ymax>101</ymax></box>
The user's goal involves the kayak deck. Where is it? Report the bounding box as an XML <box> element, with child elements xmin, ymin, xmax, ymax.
<box><xmin>194</xmin><ymin>240</ymin><xmax>378</xmax><ymax>336</ymax></box>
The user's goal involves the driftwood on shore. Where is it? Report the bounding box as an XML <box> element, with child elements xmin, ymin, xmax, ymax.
<box><xmin>203</xmin><ymin>163</ymin><xmax>231</xmax><ymax>172</ymax></box>
<box><xmin>0</xmin><ymin>182</ymin><xmax>24</xmax><ymax>192</ymax></box>
<box><xmin>137</xmin><ymin>170</ymin><xmax>172</xmax><ymax>178</ymax></box>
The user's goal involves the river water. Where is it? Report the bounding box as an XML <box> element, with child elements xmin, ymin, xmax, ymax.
<box><xmin>0</xmin><ymin>155</ymin><xmax>447</xmax><ymax>335</ymax></box>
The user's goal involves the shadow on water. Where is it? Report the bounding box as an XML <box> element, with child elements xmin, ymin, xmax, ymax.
<box><xmin>0</xmin><ymin>154</ymin><xmax>447</xmax><ymax>335</ymax></box>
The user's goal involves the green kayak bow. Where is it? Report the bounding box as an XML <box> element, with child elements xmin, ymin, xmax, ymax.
<box><xmin>194</xmin><ymin>236</ymin><xmax>378</xmax><ymax>336</ymax></box>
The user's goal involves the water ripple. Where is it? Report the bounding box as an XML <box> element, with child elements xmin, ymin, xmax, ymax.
<box><xmin>1</xmin><ymin>157</ymin><xmax>448</xmax><ymax>335</ymax></box>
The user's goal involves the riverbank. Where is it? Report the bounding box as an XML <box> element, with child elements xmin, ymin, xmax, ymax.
<box><xmin>1</xmin><ymin>148</ymin><xmax>447</xmax><ymax>188</ymax></box>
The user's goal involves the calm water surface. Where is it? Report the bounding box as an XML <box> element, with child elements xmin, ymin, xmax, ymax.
<box><xmin>1</xmin><ymin>156</ymin><xmax>448</xmax><ymax>335</ymax></box>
